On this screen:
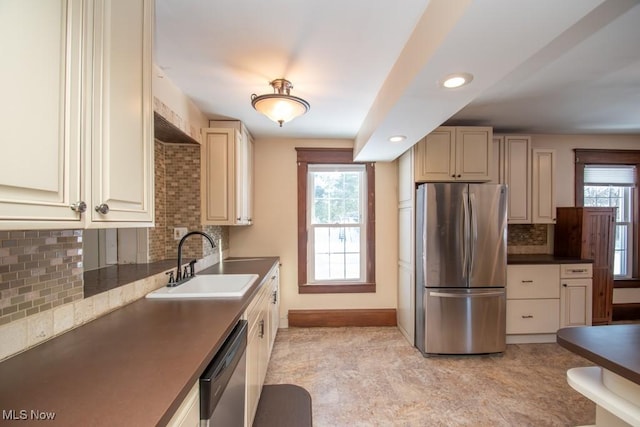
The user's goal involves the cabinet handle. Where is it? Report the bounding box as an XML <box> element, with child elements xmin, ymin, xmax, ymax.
<box><xmin>569</xmin><ymin>269</ymin><xmax>587</xmax><ymax>273</ymax></box>
<box><xmin>522</xmin><ymin>315</ymin><xmax>534</xmax><ymax>319</ymax></box>
<box><xmin>272</xmin><ymin>290</ymin><xmax>277</xmax><ymax>304</ymax></box>
<box><xmin>259</xmin><ymin>319</ymin><xmax>265</xmax><ymax>338</ymax></box>
<box><xmin>521</xmin><ymin>280</ymin><xmax>533</xmax><ymax>284</ymax></box>
<box><xmin>70</xmin><ymin>201</ymin><xmax>87</xmax><ymax>213</ymax></box>
<box><xmin>95</xmin><ymin>203</ymin><xmax>110</xmax><ymax>214</ymax></box>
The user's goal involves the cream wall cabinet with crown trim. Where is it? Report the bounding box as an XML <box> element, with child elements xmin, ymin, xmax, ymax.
<box><xmin>202</xmin><ymin>121</ymin><xmax>254</xmax><ymax>226</ymax></box>
<box><xmin>414</xmin><ymin>126</ymin><xmax>493</xmax><ymax>182</ymax></box>
<box><xmin>0</xmin><ymin>0</ymin><xmax>154</xmax><ymax>230</ymax></box>
<box><xmin>503</xmin><ymin>136</ymin><xmax>532</xmax><ymax>224</ymax></box>
<box><xmin>532</xmin><ymin>148</ymin><xmax>557</xmax><ymax>224</ymax></box>
<box><xmin>491</xmin><ymin>136</ymin><xmax>555</xmax><ymax>224</ymax></box>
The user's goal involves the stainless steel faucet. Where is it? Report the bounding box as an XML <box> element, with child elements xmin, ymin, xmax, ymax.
<box><xmin>169</xmin><ymin>231</ymin><xmax>216</xmax><ymax>286</ymax></box>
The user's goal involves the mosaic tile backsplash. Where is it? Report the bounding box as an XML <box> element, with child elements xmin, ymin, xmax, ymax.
<box><xmin>507</xmin><ymin>224</ymin><xmax>551</xmax><ymax>254</ymax></box>
<box><xmin>0</xmin><ymin>230</ymin><xmax>83</xmax><ymax>326</ymax></box>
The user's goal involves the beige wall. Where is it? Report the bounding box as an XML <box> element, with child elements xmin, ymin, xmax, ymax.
<box><xmin>531</xmin><ymin>134</ymin><xmax>640</xmax><ymax>207</ymax></box>
<box><xmin>229</xmin><ymin>138</ymin><xmax>399</xmax><ymax>325</ymax></box>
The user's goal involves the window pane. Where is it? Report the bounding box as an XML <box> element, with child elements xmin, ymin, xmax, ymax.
<box><xmin>310</xmin><ymin>169</ymin><xmax>362</xmax><ymax>225</ymax></box>
<box><xmin>311</xmin><ymin>226</ymin><xmax>361</xmax><ymax>281</ymax></box>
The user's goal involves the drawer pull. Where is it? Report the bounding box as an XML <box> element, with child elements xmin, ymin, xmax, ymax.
<box><xmin>522</xmin><ymin>315</ymin><xmax>534</xmax><ymax>319</ymax></box>
<box><xmin>521</xmin><ymin>280</ymin><xmax>533</xmax><ymax>284</ymax></box>
<box><xmin>569</xmin><ymin>269</ymin><xmax>587</xmax><ymax>273</ymax></box>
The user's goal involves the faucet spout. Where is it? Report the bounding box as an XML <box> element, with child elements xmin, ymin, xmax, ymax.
<box><xmin>174</xmin><ymin>231</ymin><xmax>216</xmax><ymax>284</ymax></box>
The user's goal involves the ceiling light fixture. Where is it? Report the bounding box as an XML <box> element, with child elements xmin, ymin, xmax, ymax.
<box><xmin>441</xmin><ymin>73</ymin><xmax>474</xmax><ymax>89</ymax></box>
<box><xmin>251</xmin><ymin>79</ymin><xmax>310</xmax><ymax>127</ymax></box>
<box><xmin>388</xmin><ymin>135</ymin><xmax>407</xmax><ymax>143</ymax></box>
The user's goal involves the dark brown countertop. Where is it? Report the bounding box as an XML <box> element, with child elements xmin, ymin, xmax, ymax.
<box><xmin>84</xmin><ymin>259</ymin><xmax>177</xmax><ymax>298</ymax></box>
<box><xmin>507</xmin><ymin>254</ymin><xmax>593</xmax><ymax>265</ymax></box>
<box><xmin>557</xmin><ymin>325</ymin><xmax>640</xmax><ymax>386</ymax></box>
<box><xmin>0</xmin><ymin>257</ymin><xmax>279</xmax><ymax>427</ymax></box>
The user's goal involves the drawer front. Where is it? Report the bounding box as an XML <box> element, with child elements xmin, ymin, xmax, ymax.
<box><xmin>560</xmin><ymin>263</ymin><xmax>593</xmax><ymax>279</ymax></box>
<box><xmin>507</xmin><ymin>299</ymin><xmax>560</xmax><ymax>334</ymax></box>
<box><xmin>507</xmin><ymin>265</ymin><xmax>559</xmax><ymax>299</ymax></box>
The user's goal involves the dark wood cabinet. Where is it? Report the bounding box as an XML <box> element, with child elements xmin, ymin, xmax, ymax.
<box><xmin>554</xmin><ymin>207</ymin><xmax>616</xmax><ymax>325</ymax></box>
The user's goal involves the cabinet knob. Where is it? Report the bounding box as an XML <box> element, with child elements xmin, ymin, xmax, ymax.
<box><xmin>95</xmin><ymin>203</ymin><xmax>110</xmax><ymax>214</ymax></box>
<box><xmin>70</xmin><ymin>201</ymin><xmax>87</xmax><ymax>213</ymax></box>
<box><xmin>451</xmin><ymin>174</ymin><xmax>455</xmax><ymax>178</ymax></box>
<box><xmin>562</xmin><ymin>283</ymin><xmax>568</xmax><ymax>287</ymax></box>
<box><xmin>457</xmin><ymin>174</ymin><xmax>461</xmax><ymax>178</ymax></box>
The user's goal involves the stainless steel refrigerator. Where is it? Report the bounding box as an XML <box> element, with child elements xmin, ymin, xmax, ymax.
<box><xmin>415</xmin><ymin>183</ymin><xmax>507</xmax><ymax>356</ymax></box>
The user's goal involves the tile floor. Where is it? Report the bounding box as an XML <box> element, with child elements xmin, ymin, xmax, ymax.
<box><xmin>264</xmin><ymin>327</ymin><xmax>595</xmax><ymax>427</ymax></box>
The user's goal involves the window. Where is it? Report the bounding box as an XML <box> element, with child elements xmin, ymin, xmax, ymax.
<box><xmin>575</xmin><ymin>149</ymin><xmax>640</xmax><ymax>279</ymax></box>
<box><xmin>583</xmin><ymin>165</ymin><xmax>635</xmax><ymax>277</ymax></box>
<box><xmin>296</xmin><ymin>148</ymin><xmax>375</xmax><ymax>293</ymax></box>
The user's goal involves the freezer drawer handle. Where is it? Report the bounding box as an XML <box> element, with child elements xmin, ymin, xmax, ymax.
<box><xmin>429</xmin><ymin>291</ymin><xmax>504</xmax><ymax>298</ymax></box>
<box><xmin>522</xmin><ymin>315</ymin><xmax>534</xmax><ymax>319</ymax></box>
<box><xmin>521</xmin><ymin>280</ymin><xmax>534</xmax><ymax>284</ymax></box>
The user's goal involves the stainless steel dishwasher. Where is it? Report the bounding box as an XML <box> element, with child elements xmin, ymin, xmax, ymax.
<box><xmin>200</xmin><ymin>320</ymin><xmax>247</xmax><ymax>427</ymax></box>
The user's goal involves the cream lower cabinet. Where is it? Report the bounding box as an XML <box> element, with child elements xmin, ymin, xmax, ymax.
<box><xmin>506</xmin><ymin>264</ymin><xmax>560</xmax><ymax>343</ymax></box>
<box><xmin>507</xmin><ymin>263</ymin><xmax>593</xmax><ymax>343</ymax></box>
<box><xmin>397</xmin><ymin>149</ymin><xmax>415</xmax><ymax>345</ymax></box>
<box><xmin>166</xmin><ymin>381</ymin><xmax>199</xmax><ymax>427</ymax></box>
<box><xmin>414</xmin><ymin>126</ymin><xmax>492</xmax><ymax>182</ymax></box>
<box><xmin>560</xmin><ymin>264</ymin><xmax>593</xmax><ymax>328</ymax></box>
<box><xmin>0</xmin><ymin>0</ymin><xmax>154</xmax><ymax>230</ymax></box>
<box><xmin>244</xmin><ymin>263</ymin><xmax>280</xmax><ymax>427</ymax></box>
<box><xmin>202</xmin><ymin>122</ymin><xmax>254</xmax><ymax>226</ymax></box>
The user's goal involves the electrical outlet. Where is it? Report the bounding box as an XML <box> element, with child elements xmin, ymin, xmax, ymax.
<box><xmin>174</xmin><ymin>227</ymin><xmax>188</xmax><ymax>240</ymax></box>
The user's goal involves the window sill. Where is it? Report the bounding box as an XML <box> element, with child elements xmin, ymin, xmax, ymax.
<box><xmin>298</xmin><ymin>282</ymin><xmax>375</xmax><ymax>294</ymax></box>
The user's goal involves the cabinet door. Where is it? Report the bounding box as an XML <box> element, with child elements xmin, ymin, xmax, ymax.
<box><xmin>88</xmin><ymin>0</ymin><xmax>154</xmax><ymax>225</ymax></box>
<box><xmin>504</xmin><ymin>136</ymin><xmax>531</xmax><ymax>223</ymax></box>
<box><xmin>235</xmin><ymin>128</ymin><xmax>253</xmax><ymax>225</ymax></box>
<box><xmin>268</xmin><ymin>267</ymin><xmax>280</xmax><ymax>353</ymax></box>
<box><xmin>245</xmin><ymin>313</ymin><xmax>261</xmax><ymax>427</ymax></box>
<box><xmin>455</xmin><ymin>127</ymin><xmax>492</xmax><ymax>182</ymax></box>
<box><xmin>488</xmin><ymin>136</ymin><xmax>504</xmax><ymax>185</ymax></box>
<box><xmin>0</xmin><ymin>0</ymin><xmax>83</xmax><ymax>227</ymax></box>
<box><xmin>584</xmin><ymin>208</ymin><xmax>615</xmax><ymax>325</ymax></box>
<box><xmin>561</xmin><ymin>279</ymin><xmax>593</xmax><ymax>327</ymax></box>
<box><xmin>201</xmin><ymin>128</ymin><xmax>236</xmax><ymax>224</ymax></box>
<box><xmin>531</xmin><ymin>149</ymin><xmax>556</xmax><ymax>224</ymax></box>
<box><xmin>414</xmin><ymin>127</ymin><xmax>456</xmax><ymax>182</ymax></box>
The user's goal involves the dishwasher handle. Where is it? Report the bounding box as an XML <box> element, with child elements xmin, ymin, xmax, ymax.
<box><xmin>200</xmin><ymin>320</ymin><xmax>247</xmax><ymax>420</ymax></box>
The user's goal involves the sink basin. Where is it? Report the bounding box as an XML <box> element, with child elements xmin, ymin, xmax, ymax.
<box><xmin>146</xmin><ymin>274</ymin><xmax>259</xmax><ymax>299</ymax></box>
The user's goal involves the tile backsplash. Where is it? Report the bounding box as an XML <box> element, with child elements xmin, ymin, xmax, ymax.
<box><xmin>0</xmin><ymin>230</ymin><xmax>83</xmax><ymax>326</ymax></box>
<box><xmin>507</xmin><ymin>224</ymin><xmax>552</xmax><ymax>254</ymax></box>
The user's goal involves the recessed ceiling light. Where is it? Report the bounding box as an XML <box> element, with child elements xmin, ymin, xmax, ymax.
<box><xmin>388</xmin><ymin>135</ymin><xmax>406</xmax><ymax>143</ymax></box>
<box><xmin>441</xmin><ymin>73</ymin><xmax>473</xmax><ymax>89</ymax></box>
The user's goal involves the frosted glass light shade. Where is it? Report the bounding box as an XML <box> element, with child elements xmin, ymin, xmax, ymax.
<box><xmin>251</xmin><ymin>79</ymin><xmax>310</xmax><ymax>127</ymax></box>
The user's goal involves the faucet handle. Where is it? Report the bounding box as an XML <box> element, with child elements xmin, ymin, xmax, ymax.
<box><xmin>189</xmin><ymin>260</ymin><xmax>197</xmax><ymax>277</ymax></box>
<box><xmin>166</xmin><ymin>271</ymin><xmax>176</xmax><ymax>286</ymax></box>
<box><xmin>183</xmin><ymin>266</ymin><xmax>189</xmax><ymax>279</ymax></box>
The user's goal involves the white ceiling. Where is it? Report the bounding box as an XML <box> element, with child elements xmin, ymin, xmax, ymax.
<box><xmin>155</xmin><ymin>0</ymin><xmax>640</xmax><ymax>162</ymax></box>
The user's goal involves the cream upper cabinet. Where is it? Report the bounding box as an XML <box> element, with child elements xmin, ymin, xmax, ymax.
<box><xmin>504</xmin><ymin>136</ymin><xmax>532</xmax><ymax>224</ymax></box>
<box><xmin>531</xmin><ymin>149</ymin><xmax>556</xmax><ymax>224</ymax></box>
<box><xmin>87</xmin><ymin>0</ymin><xmax>154</xmax><ymax>226</ymax></box>
<box><xmin>0</xmin><ymin>0</ymin><xmax>154</xmax><ymax>230</ymax></box>
<box><xmin>0</xmin><ymin>0</ymin><xmax>84</xmax><ymax>228</ymax></box>
<box><xmin>488</xmin><ymin>136</ymin><xmax>504</xmax><ymax>185</ymax></box>
<box><xmin>202</xmin><ymin>122</ymin><xmax>254</xmax><ymax>226</ymax></box>
<box><xmin>414</xmin><ymin>126</ymin><xmax>493</xmax><ymax>182</ymax></box>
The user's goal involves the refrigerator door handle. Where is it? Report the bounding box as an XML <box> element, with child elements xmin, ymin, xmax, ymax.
<box><xmin>469</xmin><ymin>192</ymin><xmax>478</xmax><ymax>276</ymax></box>
<box><xmin>429</xmin><ymin>291</ymin><xmax>505</xmax><ymax>298</ymax></box>
<box><xmin>462</xmin><ymin>191</ymin><xmax>470</xmax><ymax>279</ymax></box>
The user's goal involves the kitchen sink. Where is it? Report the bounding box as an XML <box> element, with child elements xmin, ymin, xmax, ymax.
<box><xmin>146</xmin><ymin>274</ymin><xmax>259</xmax><ymax>299</ymax></box>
